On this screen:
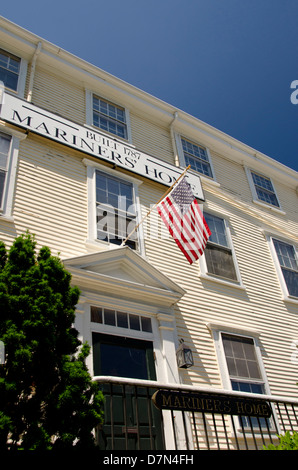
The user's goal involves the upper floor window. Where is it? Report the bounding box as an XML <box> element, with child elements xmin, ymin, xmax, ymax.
<box><xmin>0</xmin><ymin>127</ymin><xmax>25</xmax><ymax>218</ymax></box>
<box><xmin>96</xmin><ymin>170</ymin><xmax>137</xmax><ymax>249</ymax></box>
<box><xmin>0</xmin><ymin>132</ymin><xmax>12</xmax><ymax>208</ymax></box>
<box><xmin>180</xmin><ymin>137</ymin><xmax>213</xmax><ymax>178</ymax></box>
<box><xmin>203</xmin><ymin>213</ymin><xmax>238</xmax><ymax>282</ymax></box>
<box><xmin>249</xmin><ymin>170</ymin><xmax>280</xmax><ymax>208</ymax></box>
<box><xmin>0</xmin><ymin>49</ymin><xmax>21</xmax><ymax>92</ymax></box>
<box><xmin>93</xmin><ymin>95</ymin><xmax>128</xmax><ymax>140</ymax></box>
<box><xmin>272</xmin><ymin>239</ymin><xmax>298</xmax><ymax>298</ymax></box>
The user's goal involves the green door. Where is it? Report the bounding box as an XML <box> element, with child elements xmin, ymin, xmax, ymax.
<box><xmin>92</xmin><ymin>333</ymin><xmax>164</xmax><ymax>450</ymax></box>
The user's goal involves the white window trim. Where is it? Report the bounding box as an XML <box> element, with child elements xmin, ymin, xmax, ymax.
<box><xmin>0</xmin><ymin>123</ymin><xmax>26</xmax><ymax>219</ymax></box>
<box><xmin>199</xmin><ymin>211</ymin><xmax>244</xmax><ymax>289</ymax></box>
<box><xmin>245</xmin><ymin>167</ymin><xmax>284</xmax><ymax>214</ymax></box>
<box><xmin>0</xmin><ymin>51</ymin><xmax>28</xmax><ymax>98</ymax></box>
<box><xmin>76</xmin><ymin>294</ymin><xmax>179</xmax><ymax>384</ymax></box>
<box><xmin>85</xmin><ymin>89</ymin><xmax>132</xmax><ymax>144</ymax></box>
<box><xmin>209</xmin><ymin>325</ymin><xmax>267</xmax><ymax>392</ymax></box>
<box><xmin>207</xmin><ymin>322</ymin><xmax>277</xmax><ymax>435</ymax></box>
<box><xmin>83</xmin><ymin>158</ymin><xmax>145</xmax><ymax>255</ymax></box>
<box><xmin>266</xmin><ymin>233</ymin><xmax>298</xmax><ymax>303</ymax></box>
<box><xmin>175</xmin><ymin>133</ymin><xmax>217</xmax><ymax>183</ymax></box>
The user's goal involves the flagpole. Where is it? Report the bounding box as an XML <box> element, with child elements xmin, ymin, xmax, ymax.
<box><xmin>120</xmin><ymin>165</ymin><xmax>191</xmax><ymax>247</ymax></box>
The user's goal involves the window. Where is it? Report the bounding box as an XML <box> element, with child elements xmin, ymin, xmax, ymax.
<box><xmin>96</xmin><ymin>170</ymin><xmax>137</xmax><ymax>249</ymax></box>
<box><xmin>0</xmin><ymin>132</ymin><xmax>11</xmax><ymax>208</ymax></box>
<box><xmin>92</xmin><ymin>333</ymin><xmax>156</xmax><ymax>380</ymax></box>
<box><xmin>0</xmin><ymin>128</ymin><xmax>25</xmax><ymax>218</ymax></box>
<box><xmin>93</xmin><ymin>95</ymin><xmax>127</xmax><ymax>139</ymax></box>
<box><xmin>272</xmin><ymin>239</ymin><xmax>298</xmax><ymax>298</ymax></box>
<box><xmin>0</xmin><ymin>49</ymin><xmax>21</xmax><ymax>92</ymax></box>
<box><xmin>91</xmin><ymin>306</ymin><xmax>152</xmax><ymax>333</ymax></box>
<box><xmin>249</xmin><ymin>170</ymin><xmax>280</xmax><ymax>208</ymax></box>
<box><xmin>221</xmin><ymin>333</ymin><xmax>270</xmax><ymax>428</ymax></box>
<box><xmin>203</xmin><ymin>213</ymin><xmax>238</xmax><ymax>282</ymax></box>
<box><xmin>180</xmin><ymin>137</ymin><xmax>213</xmax><ymax>178</ymax></box>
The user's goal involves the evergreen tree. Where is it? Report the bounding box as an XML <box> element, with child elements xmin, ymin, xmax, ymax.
<box><xmin>0</xmin><ymin>233</ymin><xmax>104</xmax><ymax>449</ymax></box>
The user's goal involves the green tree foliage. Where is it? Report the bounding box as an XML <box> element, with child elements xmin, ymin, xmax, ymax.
<box><xmin>0</xmin><ymin>233</ymin><xmax>104</xmax><ymax>449</ymax></box>
<box><xmin>263</xmin><ymin>431</ymin><xmax>298</xmax><ymax>450</ymax></box>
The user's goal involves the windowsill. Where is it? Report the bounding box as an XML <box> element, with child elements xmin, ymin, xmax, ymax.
<box><xmin>253</xmin><ymin>199</ymin><xmax>286</xmax><ymax>215</ymax></box>
<box><xmin>85</xmin><ymin>238</ymin><xmax>138</xmax><ymax>252</ymax></box>
<box><xmin>283</xmin><ymin>295</ymin><xmax>298</xmax><ymax>305</ymax></box>
<box><xmin>0</xmin><ymin>213</ymin><xmax>14</xmax><ymax>223</ymax></box>
<box><xmin>200</xmin><ymin>175</ymin><xmax>221</xmax><ymax>187</ymax></box>
<box><xmin>199</xmin><ymin>273</ymin><xmax>246</xmax><ymax>290</ymax></box>
<box><xmin>85</xmin><ymin>238</ymin><xmax>121</xmax><ymax>251</ymax></box>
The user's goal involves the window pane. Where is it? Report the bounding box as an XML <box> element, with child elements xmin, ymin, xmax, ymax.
<box><xmin>0</xmin><ymin>49</ymin><xmax>20</xmax><ymax>91</ymax></box>
<box><xmin>205</xmin><ymin>244</ymin><xmax>237</xmax><ymax>281</ymax></box>
<box><xmin>273</xmin><ymin>239</ymin><xmax>297</xmax><ymax>270</ymax></box>
<box><xmin>181</xmin><ymin>137</ymin><xmax>213</xmax><ymax>177</ymax></box>
<box><xmin>0</xmin><ymin>133</ymin><xmax>11</xmax><ymax>170</ymax></box>
<box><xmin>141</xmin><ymin>316</ymin><xmax>152</xmax><ymax>333</ymax></box>
<box><xmin>282</xmin><ymin>268</ymin><xmax>298</xmax><ymax>297</ymax></box>
<box><xmin>252</xmin><ymin>172</ymin><xmax>274</xmax><ymax>191</ymax></box>
<box><xmin>129</xmin><ymin>314</ymin><xmax>140</xmax><ymax>331</ymax></box>
<box><xmin>100</xmin><ymin>343</ymin><xmax>148</xmax><ymax>379</ymax></box>
<box><xmin>96</xmin><ymin>170</ymin><xmax>136</xmax><ymax>248</ymax></box>
<box><xmin>104</xmin><ymin>309</ymin><xmax>116</xmax><ymax>326</ymax></box>
<box><xmin>231</xmin><ymin>380</ymin><xmax>270</xmax><ymax>428</ymax></box>
<box><xmin>255</xmin><ymin>187</ymin><xmax>279</xmax><ymax>206</ymax></box>
<box><xmin>273</xmin><ymin>239</ymin><xmax>298</xmax><ymax>297</ymax></box>
<box><xmin>222</xmin><ymin>334</ymin><xmax>262</xmax><ymax>380</ymax></box>
<box><xmin>91</xmin><ymin>306</ymin><xmax>102</xmax><ymax>323</ymax></box>
<box><xmin>116</xmin><ymin>311</ymin><xmax>128</xmax><ymax>328</ymax></box>
<box><xmin>204</xmin><ymin>214</ymin><xmax>228</xmax><ymax>247</ymax></box>
<box><xmin>251</xmin><ymin>171</ymin><xmax>279</xmax><ymax>207</ymax></box>
<box><xmin>0</xmin><ymin>170</ymin><xmax>6</xmax><ymax>207</ymax></box>
<box><xmin>93</xmin><ymin>96</ymin><xmax>127</xmax><ymax>138</ymax></box>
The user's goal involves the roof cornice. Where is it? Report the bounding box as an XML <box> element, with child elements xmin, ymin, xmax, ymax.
<box><xmin>1</xmin><ymin>15</ymin><xmax>297</xmax><ymax>185</ymax></box>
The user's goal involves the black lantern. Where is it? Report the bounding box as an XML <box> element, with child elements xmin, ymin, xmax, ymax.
<box><xmin>176</xmin><ymin>339</ymin><xmax>194</xmax><ymax>369</ymax></box>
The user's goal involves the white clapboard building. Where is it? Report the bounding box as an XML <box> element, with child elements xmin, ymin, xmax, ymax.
<box><xmin>0</xmin><ymin>16</ymin><xmax>297</xmax><ymax>450</ymax></box>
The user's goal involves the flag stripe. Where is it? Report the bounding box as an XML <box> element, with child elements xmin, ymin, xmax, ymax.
<box><xmin>157</xmin><ymin>176</ymin><xmax>211</xmax><ymax>264</ymax></box>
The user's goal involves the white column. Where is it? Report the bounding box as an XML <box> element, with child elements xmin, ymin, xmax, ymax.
<box><xmin>157</xmin><ymin>312</ymin><xmax>191</xmax><ymax>450</ymax></box>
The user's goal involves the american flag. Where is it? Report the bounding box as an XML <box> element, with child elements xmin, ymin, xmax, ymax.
<box><xmin>157</xmin><ymin>176</ymin><xmax>211</xmax><ymax>264</ymax></box>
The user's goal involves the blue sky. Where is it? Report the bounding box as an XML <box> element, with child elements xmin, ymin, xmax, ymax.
<box><xmin>2</xmin><ymin>0</ymin><xmax>298</xmax><ymax>172</ymax></box>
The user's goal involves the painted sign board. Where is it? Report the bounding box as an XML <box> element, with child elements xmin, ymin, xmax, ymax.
<box><xmin>152</xmin><ymin>390</ymin><xmax>272</xmax><ymax>418</ymax></box>
<box><xmin>0</xmin><ymin>92</ymin><xmax>204</xmax><ymax>200</ymax></box>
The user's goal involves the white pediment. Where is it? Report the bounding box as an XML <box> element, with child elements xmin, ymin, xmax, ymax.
<box><xmin>63</xmin><ymin>247</ymin><xmax>185</xmax><ymax>306</ymax></box>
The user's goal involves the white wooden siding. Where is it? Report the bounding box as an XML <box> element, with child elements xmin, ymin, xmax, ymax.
<box><xmin>0</xmin><ymin>50</ymin><xmax>297</xmax><ymax>404</ymax></box>
<box><xmin>11</xmin><ymin>135</ymin><xmax>88</xmax><ymax>258</ymax></box>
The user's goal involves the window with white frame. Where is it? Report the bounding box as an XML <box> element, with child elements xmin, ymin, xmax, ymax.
<box><xmin>180</xmin><ymin>137</ymin><xmax>213</xmax><ymax>178</ymax></box>
<box><xmin>0</xmin><ymin>132</ymin><xmax>11</xmax><ymax>208</ymax></box>
<box><xmin>92</xmin><ymin>95</ymin><xmax>128</xmax><ymax>140</ymax></box>
<box><xmin>272</xmin><ymin>238</ymin><xmax>298</xmax><ymax>298</ymax></box>
<box><xmin>221</xmin><ymin>332</ymin><xmax>270</xmax><ymax>429</ymax></box>
<box><xmin>0</xmin><ymin>49</ymin><xmax>21</xmax><ymax>92</ymax></box>
<box><xmin>249</xmin><ymin>170</ymin><xmax>280</xmax><ymax>208</ymax></box>
<box><xmin>0</xmin><ymin>48</ymin><xmax>27</xmax><ymax>97</ymax></box>
<box><xmin>0</xmin><ymin>128</ymin><xmax>24</xmax><ymax>218</ymax></box>
<box><xmin>96</xmin><ymin>169</ymin><xmax>137</xmax><ymax>249</ymax></box>
<box><xmin>203</xmin><ymin>213</ymin><xmax>239</xmax><ymax>282</ymax></box>
<box><xmin>91</xmin><ymin>306</ymin><xmax>153</xmax><ymax>333</ymax></box>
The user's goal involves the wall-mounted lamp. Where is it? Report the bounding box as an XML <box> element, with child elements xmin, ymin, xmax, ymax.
<box><xmin>176</xmin><ymin>339</ymin><xmax>194</xmax><ymax>369</ymax></box>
